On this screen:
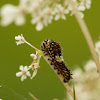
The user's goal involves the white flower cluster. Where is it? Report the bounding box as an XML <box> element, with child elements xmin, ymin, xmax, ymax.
<box><xmin>95</xmin><ymin>41</ymin><xmax>100</xmax><ymax>57</ymax></box>
<box><xmin>67</xmin><ymin>60</ymin><xmax>100</xmax><ymax>100</ymax></box>
<box><xmin>67</xmin><ymin>40</ymin><xmax>100</xmax><ymax>100</ymax></box>
<box><xmin>15</xmin><ymin>34</ymin><xmax>42</xmax><ymax>81</ymax></box>
<box><xmin>16</xmin><ymin>51</ymin><xmax>41</xmax><ymax>81</ymax></box>
<box><xmin>0</xmin><ymin>0</ymin><xmax>92</xmax><ymax>31</ymax></box>
<box><xmin>15</xmin><ymin>34</ymin><xmax>25</xmax><ymax>45</ymax></box>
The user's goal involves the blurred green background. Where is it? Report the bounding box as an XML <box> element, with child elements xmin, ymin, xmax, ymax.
<box><xmin>0</xmin><ymin>0</ymin><xmax>100</xmax><ymax>100</ymax></box>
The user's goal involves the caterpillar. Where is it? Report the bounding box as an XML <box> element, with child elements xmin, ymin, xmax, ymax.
<box><xmin>41</xmin><ymin>39</ymin><xmax>72</xmax><ymax>83</ymax></box>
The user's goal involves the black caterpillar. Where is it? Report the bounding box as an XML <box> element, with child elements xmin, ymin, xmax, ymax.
<box><xmin>41</xmin><ymin>39</ymin><xmax>72</xmax><ymax>83</ymax></box>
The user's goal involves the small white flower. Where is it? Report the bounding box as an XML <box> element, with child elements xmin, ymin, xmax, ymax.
<box><xmin>78</xmin><ymin>11</ymin><xmax>84</xmax><ymax>19</ymax></box>
<box><xmin>68</xmin><ymin>0</ymin><xmax>85</xmax><ymax>19</ymax></box>
<box><xmin>31</xmin><ymin>6</ymin><xmax>53</xmax><ymax>31</ymax></box>
<box><xmin>15</xmin><ymin>34</ymin><xmax>25</xmax><ymax>45</ymax></box>
<box><xmin>32</xmin><ymin>63</ymin><xmax>39</xmax><ymax>70</ymax></box>
<box><xmin>1</xmin><ymin>4</ymin><xmax>18</xmax><ymax>26</ymax></box>
<box><xmin>28</xmin><ymin>0</ymin><xmax>43</xmax><ymax>13</ymax></box>
<box><xmin>84</xmin><ymin>0</ymin><xmax>92</xmax><ymax>9</ymax></box>
<box><xmin>30</xmin><ymin>53</ymin><xmax>37</xmax><ymax>59</ymax></box>
<box><xmin>54</xmin><ymin>4</ymin><xmax>69</xmax><ymax>21</ymax></box>
<box><xmin>95</xmin><ymin>41</ymin><xmax>100</xmax><ymax>56</ymax></box>
<box><xmin>16</xmin><ymin>65</ymin><xmax>31</xmax><ymax>81</ymax></box>
<box><xmin>36</xmin><ymin>22</ymin><xmax>44</xmax><ymax>31</ymax></box>
<box><xmin>19</xmin><ymin>0</ymin><xmax>30</xmax><ymax>10</ymax></box>
<box><xmin>78</xmin><ymin>1</ymin><xmax>86</xmax><ymax>11</ymax></box>
<box><xmin>31</xmin><ymin>63</ymin><xmax>40</xmax><ymax>79</ymax></box>
<box><xmin>80</xmin><ymin>0</ymin><xmax>92</xmax><ymax>9</ymax></box>
<box><xmin>68</xmin><ymin>2</ymin><xmax>84</xmax><ymax>19</ymax></box>
<box><xmin>73</xmin><ymin>67</ymin><xmax>83</xmax><ymax>81</ymax></box>
<box><xmin>78</xmin><ymin>91</ymin><xmax>91</xmax><ymax>100</ymax></box>
<box><xmin>31</xmin><ymin>69</ymin><xmax>38</xmax><ymax>79</ymax></box>
<box><xmin>84</xmin><ymin>60</ymin><xmax>97</xmax><ymax>72</ymax></box>
<box><xmin>0</xmin><ymin>4</ymin><xmax>26</xmax><ymax>26</ymax></box>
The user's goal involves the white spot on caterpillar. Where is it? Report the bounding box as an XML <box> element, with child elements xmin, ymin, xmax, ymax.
<box><xmin>55</xmin><ymin>56</ymin><xmax>64</xmax><ymax>62</ymax></box>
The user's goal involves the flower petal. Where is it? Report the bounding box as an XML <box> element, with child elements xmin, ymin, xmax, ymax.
<box><xmin>30</xmin><ymin>54</ymin><xmax>37</xmax><ymax>59</ymax></box>
<box><xmin>61</xmin><ymin>15</ymin><xmax>66</xmax><ymax>20</ymax></box>
<box><xmin>26</xmin><ymin>71</ymin><xmax>31</xmax><ymax>76</ymax></box>
<box><xmin>34</xmin><ymin>63</ymin><xmax>38</xmax><ymax>69</ymax></box>
<box><xmin>29</xmin><ymin>65</ymin><xmax>32</xmax><ymax>69</ymax></box>
<box><xmin>55</xmin><ymin>14</ymin><xmax>60</xmax><ymax>20</ymax></box>
<box><xmin>24</xmin><ymin>66</ymin><xmax>28</xmax><ymax>71</ymax></box>
<box><xmin>16</xmin><ymin>72</ymin><xmax>22</xmax><ymax>77</ymax></box>
<box><xmin>21</xmin><ymin>75</ymin><xmax>26</xmax><ymax>81</ymax></box>
<box><xmin>78</xmin><ymin>2</ymin><xmax>85</xmax><ymax>11</ymax></box>
<box><xmin>19</xmin><ymin>65</ymin><xmax>24</xmax><ymax>71</ymax></box>
<box><xmin>15</xmin><ymin>35</ymin><xmax>22</xmax><ymax>40</ymax></box>
<box><xmin>64</xmin><ymin>9</ymin><xmax>69</xmax><ymax>14</ymax></box>
<box><xmin>31</xmin><ymin>69</ymin><xmax>38</xmax><ymax>79</ymax></box>
<box><xmin>84</xmin><ymin>60</ymin><xmax>96</xmax><ymax>72</ymax></box>
<box><xmin>78</xmin><ymin>12</ymin><xmax>84</xmax><ymax>19</ymax></box>
<box><xmin>36</xmin><ymin>22</ymin><xmax>43</xmax><ymax>31</ymax></box>
<box><xmin>15</xmin><ymin>14</ymin><xmax>25</xmax><ymax>25</ymax></box>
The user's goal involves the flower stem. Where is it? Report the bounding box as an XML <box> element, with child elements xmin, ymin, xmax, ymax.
<box><xmin>29</xmin><ymin>92</ymin><xmax>39</xmax><ymax>100</ymax></box>
<box><xmin>25</xmin><ymin>40</ymin><xmax>39</xmax><ymax>51</ymax></box>
<box><xmin>43</xmin><ymin>56</ymin><xmax>77</xmax><ymax>100</ymax></box>
<box><xmin>69</xmin><ymin>0</ymin><xmax>100</xmax><ymax>75</ymax></box>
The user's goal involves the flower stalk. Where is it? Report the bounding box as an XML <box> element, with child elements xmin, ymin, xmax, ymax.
<box><xmin>29</xmin><ymin>92</ymin><xmax>39</xmax><ymax>100</ymax></box>
<box><xmin>68</xmin><ymin>0</ymin><xmax>100</xmax><ymax>75</ymax></box>
<box><xmin>25</xmin><ymin>40</ymin><xmax>39</xmax><ymax>51</ymax></box>
<box><xmin>43</xmin><ymin>56</ymin><xmax>77</xmax><ymax>100</ymax></box>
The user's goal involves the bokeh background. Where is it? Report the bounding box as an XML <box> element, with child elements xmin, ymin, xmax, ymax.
<box><xmin>0</xmin><ymin>0</ymin><xmax>100</xmax><ymax>100</ymax></box>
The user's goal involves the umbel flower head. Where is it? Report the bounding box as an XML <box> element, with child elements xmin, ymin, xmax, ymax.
<box><xmin>16</xmin><ymin>52</ymin><xmax>41</xmax><ymax>81</ymax></box>
<box><xmin>67</xmin><ymin>39</ymin><xmax>100</xmax><ymax>100</ymax></box>
<box><xmin>15</xmin><ymin>34</ymin><xmax>25</xmax><ymax>45</ymax></box>
<box><xmin>67</xmin><ymin>60</ymin><xmax>100</xmax><ymax>100</ymax></box>
<box><xmin>15</xmin><ymin>34</ymin><xmax>42</xmax><ymax>81</ymax></box>
<box><xmin>0</xmin><ymin>0</ymin><xmax>92</xmax><ymax>31</ymax></box>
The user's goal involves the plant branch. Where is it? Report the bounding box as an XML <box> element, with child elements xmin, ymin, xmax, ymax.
<box><xmin>69</xmin><ymin>0</ymin><xmax>100</xmax><ymax>75</ymax></box>
<box><xmin>25</xmin><ymin>40</ymin><xmax>39</xmax><ymax>51</ymax></box>
<box><xmin>43</xmin><ymin>56</ymin><xmax>77</xmax><ymax>100</ymax></box>
<box><xmin>29</xmin><ymin>92</ymin><xmax>39</xmax><ymax>100</ymax></box>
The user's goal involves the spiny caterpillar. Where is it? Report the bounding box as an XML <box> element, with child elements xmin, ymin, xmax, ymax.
<box><xmin>41</xmin><ymin>39</ymin><xmax>72</xmax><ymax>83</ymax></box>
